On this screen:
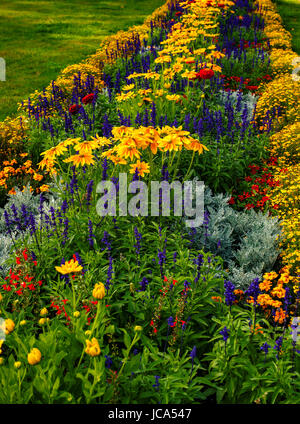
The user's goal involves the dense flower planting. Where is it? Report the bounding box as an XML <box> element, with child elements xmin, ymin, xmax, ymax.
<box><xmin>0</xmin><ymin>0</ymin><xmax>299</xmax><ymax>404</ymax></box>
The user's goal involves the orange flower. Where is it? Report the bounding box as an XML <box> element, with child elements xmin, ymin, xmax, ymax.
<box><xmin>211</xmin><ymin>296</ymin><xmax>222</xmax><ymax>303</ymax></box>
<box><xmin>129</xmin><ymin>160</ymin><xmax>150</xmax><ymax>177</ymax></box>
<box><xmin>274</xmin><ymin>308</ymin><xmax>286</xmax><ymax>324</ymax></box>
<box><xmin>64</xmin><ymin>153</ymin><xmax>96</xmax><ymax>167</ymax></box>
<box><xmin>259</xmin><ymin>280</ymin><xmax>272</xmax><ymax>291</ymax></box>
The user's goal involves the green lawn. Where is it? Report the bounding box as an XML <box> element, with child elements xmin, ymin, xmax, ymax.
<box><xmin>0</xmin><ymin>0</ymin><xmax>165</xmax><ymax>121</ymax></box>
<box><xmin>273</xmin><ymin>0</ymin><xmax>300</xmax><ymax>54</ymax></box>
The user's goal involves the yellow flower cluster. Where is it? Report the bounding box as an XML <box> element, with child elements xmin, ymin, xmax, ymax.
<box><xmin>101</xmin><ymin>125</ymin><xmax>208</xmax><ymax>174</ymax></box>
<box><xmin>269</xmin><ymin>122</ymin><xmax>300</xmax><ymax>167</ymax></box>
<box><xmin>255</xmin><ymin>0</ymin><xmax>292</xmax><ymax>49</ymax></box>
<box><xmin>38</xmin><ymin>135</ymin><xmax>110</xmax><ymax>171</ymax></box>
<box><xmin>269</xmin><ymin>163</ymin><xmax>300</xmax><ymax>277</ymax></box>
<box><xmin>255</xmin><ymin>73</ymin><xmax>300</xmax><ymax>130</ymax></box>
<box><xmin>255</xmin><ymin>0</ymin><xmax>300</xmax><ymax>280</ymax></box>
<box><xmin>40</xmin><ymin>125</ymin><xmax>208</xmax><ymax>179</ymax></box>
<box><xmin>269</xmin><ymin>48</ymin><xmax>299</xmax><ymax>76</ymax></box>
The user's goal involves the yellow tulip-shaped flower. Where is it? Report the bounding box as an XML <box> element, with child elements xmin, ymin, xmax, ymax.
<box><xmin>5</xmin><ymin>318</ymin><xmax>15</xmax><ymax>335</ymax></box>
<box><xmin>85</xmin><ymin>338</ymin><xmax>101</xmax><ymax>357</ymax></box>
<box><xmin>28</xmin><ymin>348</ymin><xmax>42</xmax><ymax>365</ymax></box>
<box><xmin>92</xmin><ymin>282</ymin><xmax>106</xmax><ymax>300</ymax></box>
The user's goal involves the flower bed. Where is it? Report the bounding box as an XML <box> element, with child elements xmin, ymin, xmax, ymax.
<box><xmin>0</xmin><ymin>0</ymin><xmax>299</xmax><ymax>404</ymax></box>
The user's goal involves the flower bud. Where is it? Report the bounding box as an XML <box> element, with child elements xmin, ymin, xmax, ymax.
<box><xmin>134</xmin><ymin>326</ymin><xmax>142</xmax><ymax>332</ymax></box>
<box><xmin>14</xmin><ymin>361</ymin><xmax>21</xmax><ymax>369</ymax></box>
<box><xmin>85</xmin><ymin>338</ymin><xmax>101</xmax><ymax>357</ymax></box>
<box><xmin>92</xmin><ymin>282</ymin><xmax>105</xmax><ymax>300</ymax></box>
<box><xmin>40</xmin><ymin>308</ymin><xmax>48</xmax><ymax>316</ymax></box>
<box><xmin>5</xmin><ymin>319</ymin><xmax>15</xmax><ymax>335</ymax></box>
<box><xmin>28</xmin><ymin>348</ymin><xmax>42</xmax><ymax>365</ymax></box>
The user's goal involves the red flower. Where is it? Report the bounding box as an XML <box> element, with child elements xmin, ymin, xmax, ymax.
<box><xmin>245</xmin><ymin>203</ymin><xmax>254</xmax><ymax>210</ymax></box>
<box><xmin>28</xmin><ymin>284</ymin><xmax>35</xmax><ymax>291</ymax></box>
<box><xmin>16</xmin><ymin>257</ymin><xmax>21</xmax><ymax>265</ymax></box>
<box><xmin>22</xmin><ymin>250</ymin><xmax>28</xmax><ymax>261</ymax></box>
<box><xmin>196</xmin><ymin>68</ymin><xmax>214</xmax><ymax>80</ymax></box>
<box><xmin>82</xmin><ymin>93</ymin><xmax>95</xmax><ymax>105</ymax></box>
<box><xmin>228</xmin><ymin>196</ymin><xmax>235</xmax><ymax>205</ymax></box>
<box><xmin>69</xmin><ymin>104</ymin><xmax>81</xmax><ymax>114</ymax></box>
<box><xmin>246</xmin><ymin>85</ymin><xmax>258</xmax><ymax>91</ymax></box>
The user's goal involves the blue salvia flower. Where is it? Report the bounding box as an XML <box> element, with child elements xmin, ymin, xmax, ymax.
<box><xmin>220</xmin><ymin>326</ymin><xmax>230</xmax><ymax>342</ymax></box>
<box><xmin>62</xmin><ymin>218</ymin><xmax>69</xmax><ymax>246</ymax></box>
<box><xmin>138</xmin><ymin>277</ymin><xmax>148</xmax><ymax>292</ymax></box>
<box><xmin>158</xmin><ymin>247</ymin><xmax>166</xmax><ymax>278</ymax></box>
<box><xmin>134</xmin><ymin>226</ymin><xmax>142</xmax><ymax>261</ymax></box>
<box><xmin>173</xmin><ymin>252</ymin><xmax>178</xmax><ymax>264</ymax></box>
<box><xmin>188</xmin><ymin>346</ymin><xmax>197</xmax><ymax>384</ymax></box>
<box><xmin>101</xmin><ymin>231</ymin><xmax>111</xmax><ymax>252</ymax></box>
<box><xmin>131</xmin><ymin>168</ymin><xmax>139</xmax><ymax>182</ymax></box>
<box><xmin>61</xmin><ymin>199</ymin><xmax>68</xmax><ymax>214</ymax></box>
<box><xmin>260</xmin><ymin>342</ymin><xmax>271</xmax><ymax>362</ymax></box>
<box><xmin>111</xmin><ymin>176</ymin><xmax>119</xmax><ymax>193</ymax></box>
<box><xmin>224</xmin><ymin>280</ymin><xmax>236</xmax><ymax>307</ymax></box>
<box><xmin>152</xmin><ymin>375</ymin><xmax>161</xmax><ymax>391</ymax></box>
<box><xmin>4</xmin><ymin>210</ymin><xmax>13</xmax><ymax>237</ymax></box>
<box><xmin>102</xmin><ymin>158</ymin><xmax>108</xmax><ymax>180</ymax></box>
<box><xmin>105</xmin><ymin>355</ymin><xmax>113</xmax><ymax>369</ymax></box>
<box><xmin>245</xmin><ymin>277</ymin><xmax>260</xmax><ymax>306</ymax></box>
<box><xmin>274</xmin><ymin>336</ymin><xmax>283</xmax><ymax>360</ymax></box>
<box><xmin>88</xmin><ymin>219</ymin><xmax>96</xmax><ymax>248</ymax></box>
<box><xmin>21</xmin><ymin>204</ymin><xmax>30</xmax><ymax>229</ymax></box>
<box><xmin>167</xmin><ymin>316</ymin><xmax>174</xmax><ymax>327</ymax></box>
<box><xmin>190</xmin><ymin>346</ymin><xmax>197</xmax><ymax>361</ymax></box>
<box><xmin>194</xmin><ymin>253</ymin><xmax>204</xmax><ymax>286</ymax></box>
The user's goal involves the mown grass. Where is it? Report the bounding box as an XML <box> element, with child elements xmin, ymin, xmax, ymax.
<box><xmin>273</xmin><ymin>0</ymin><xmax>300</xmax><ymax>54</ymax></box>
<box><xmin>0</xmin><ymin>0</ymin><xmax>164</xmax><ymax>121</ymax></box>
